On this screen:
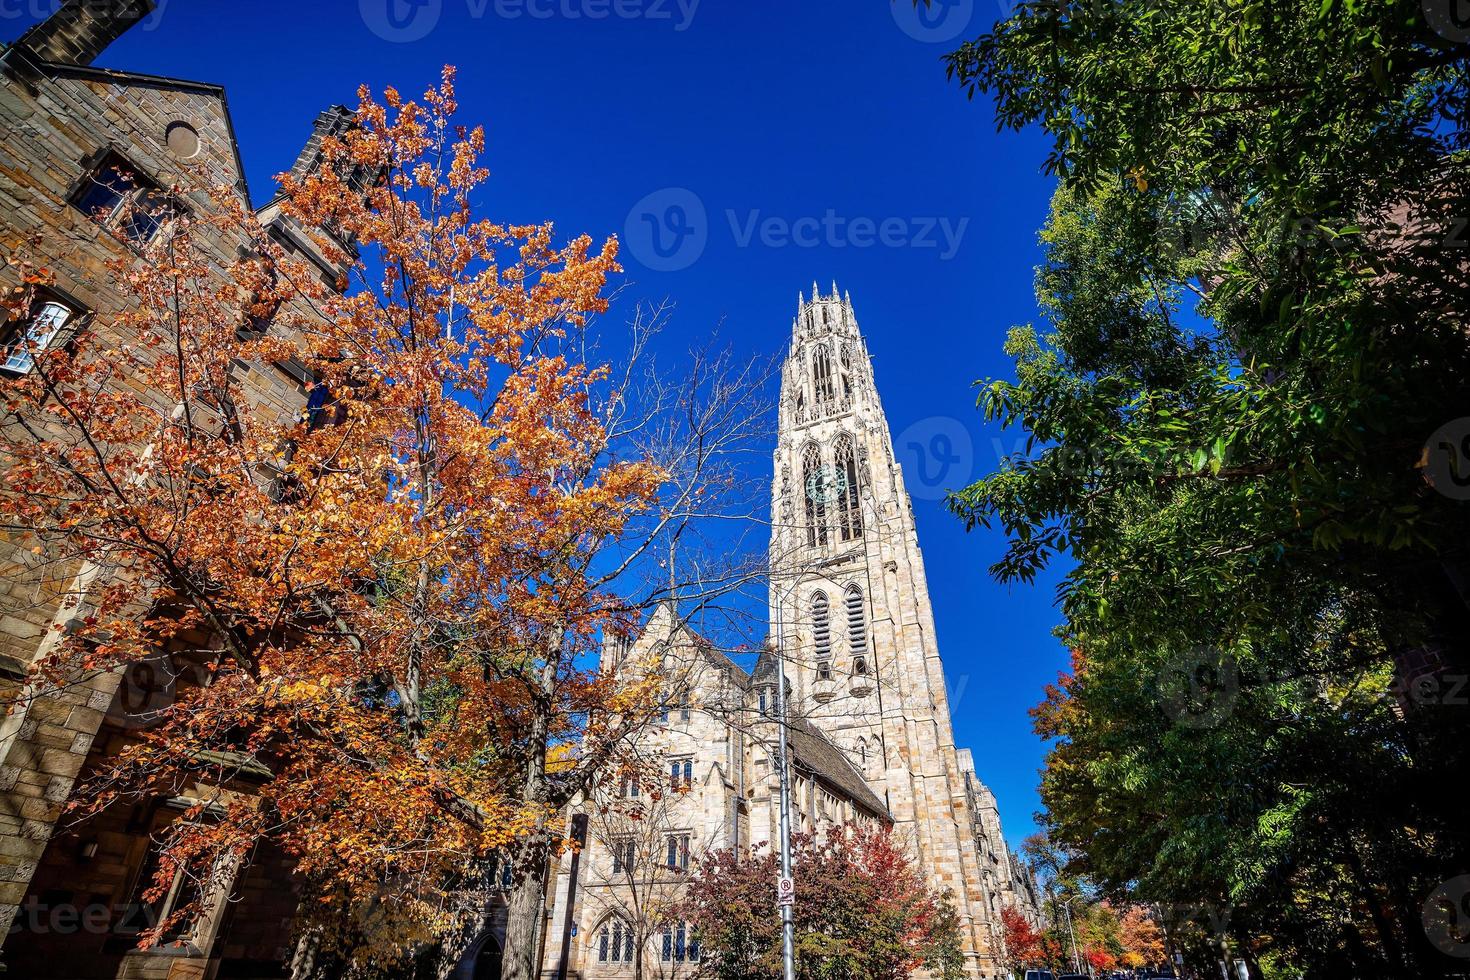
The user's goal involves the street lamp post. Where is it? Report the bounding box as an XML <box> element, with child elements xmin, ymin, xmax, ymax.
<box><xmin>772</xmin><ymin>603</ymin><xmax>797</xmax><ymax>980</ymax></box>
<box><xmin>1062</xmin><ymin>897</ymin><xmax>1082</xmax><ymax>975</ymax></box>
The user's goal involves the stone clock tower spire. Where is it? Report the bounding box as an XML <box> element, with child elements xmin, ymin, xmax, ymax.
<box><xmin>768</xmin><ymin>285</ymin><xmax>999</xmax><ymax>976</ymax></box>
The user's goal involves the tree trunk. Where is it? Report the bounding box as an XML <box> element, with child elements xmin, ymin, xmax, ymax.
<box><xmin>502</xmin><ymin>837</ymin><xmax>549</xmax><ymax>980</ymax></box>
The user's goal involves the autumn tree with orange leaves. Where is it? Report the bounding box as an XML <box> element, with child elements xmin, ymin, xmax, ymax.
<box><xmin>0</xmin><ymin>68</ymin><xmax>770</xmax><ymax>980</ymax></box>
<box><xmin>997</xmin><ymin>905</ymin><xmax>1044</xmax><ymax>974</ymax></box>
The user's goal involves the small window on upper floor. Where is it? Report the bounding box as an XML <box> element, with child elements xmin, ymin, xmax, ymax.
<box><xmin>665</xmin><ymin>832</ymin><xmax>691</xmax><ymax>871</ymax></box>
<box><xmin>670</xmin><ymin>757</ymin><xmax>694</xmax><ymax>791</ymax></box>
<box><xmin>611</xmin><ymin>838</ymin><xmax>637</xmax><ymax>875</ymax></box>
<box><xmin>659</xmin><ymin>687</ymin><xmax>691</xmax><ymax>723</ymax></box>
<box><xmin>2</xmin><ymin>295</ymin><xmax>82</xmax><ymax>377</ymax></box>
<box><xmin>72</xmin><ymin>152</ymin><xmax>181</xmax><ymax>246</ymax></box>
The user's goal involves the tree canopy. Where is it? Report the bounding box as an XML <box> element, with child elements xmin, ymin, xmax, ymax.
<box><xmin>941</xmin><ymin>0</ymin><xmax>1469</xmax><ymax>974</ymax></box>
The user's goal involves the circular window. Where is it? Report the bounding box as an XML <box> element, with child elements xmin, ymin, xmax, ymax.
<box><xmin>165</xmin><ymin>122</ymin><xmax>201</xmax><ymax>160</ymax></box>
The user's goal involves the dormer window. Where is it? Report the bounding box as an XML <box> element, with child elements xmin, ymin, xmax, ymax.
<box><xmin>72</xmin><ymin>152</ymin><xmax>180</xmax><ymax>245</ymax></box>
<box><xmin>74</xmin><ymin>154</ymin><xmax>138</xmax><ymax>222</ymax></box>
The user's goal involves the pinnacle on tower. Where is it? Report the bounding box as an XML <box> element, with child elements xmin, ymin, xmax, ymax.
<box><xmin>831</xmin><ymin>280</ymin><xmax>839</xmax><ymax>299</ymax></box>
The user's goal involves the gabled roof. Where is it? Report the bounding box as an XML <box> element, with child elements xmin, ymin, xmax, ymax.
<box><xmin>637</xmin><ymin>607</ymin><xmax>887</xmax><ymax>818</ymax></box>
<box><xmin>786</xmin><ymin>717</ymin><xmax>889</xmax><ymax>820</ymax></box>
<box><xmin>21</xmin><ymin>56</ymin><xmax>253</xmax><ymax>204</ymax></box>
<box><xmin>645</xmin><ymin>602</ymin><xmax>753</xmax><ymax>690</ymax></box>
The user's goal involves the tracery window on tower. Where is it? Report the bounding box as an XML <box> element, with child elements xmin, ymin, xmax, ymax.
<box><xmin>846</xmin><ymin>586</ymin><xmax>868</xmax><ymax>675</ymax></box>
<box><xmin>812</xmin><ymin>344</ymin><xmax>835</xmax><ymax>413</ymax></box>
<box><xmin>834</xmin><ymin>434</ymin><xmax>863</xmax><ymax>542</ymax></box>
<box><xmin>811</xmin><ymin>592</ymin><xmax>832</xmax><ymax>680</ymax></box>
<box><xmin>802</xmin><ymin>443</ymin><xmax>828</xmax><ymax>547</ymax></box>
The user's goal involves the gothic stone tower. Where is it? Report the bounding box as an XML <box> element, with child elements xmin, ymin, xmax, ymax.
<box><xmin>768</xmin><ymin>284</ymin><xmax>998</xmax><ymax>976</ymax></box>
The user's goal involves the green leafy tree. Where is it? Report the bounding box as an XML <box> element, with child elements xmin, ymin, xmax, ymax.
<box><xmin>935</xmin><ymin>0</ymin><xmax>1470</xmax><ymax>975</ymax></box>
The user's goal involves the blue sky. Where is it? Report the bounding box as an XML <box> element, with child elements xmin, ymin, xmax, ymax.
<box><xmin>11</xmin><ymin>0</ymin><xmax>1070</xmax><ymax>849</ymax></box>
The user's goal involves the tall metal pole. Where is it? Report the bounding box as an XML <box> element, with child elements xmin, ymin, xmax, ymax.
<box><xmin>1063</xmin><ymin>898</ymin><xmax>1082</xmax><ymax>974</ymax></box>
<box><xmin>773</xmin><ymin>591</ymin><xmax>797</xmax><ymax>980</ymax></box>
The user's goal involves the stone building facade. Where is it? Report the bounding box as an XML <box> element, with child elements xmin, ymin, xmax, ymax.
<box><xmin>543</xmin><ymin>288</ymin><xmax>1040</xmax><ymax>979</ymax></box>
<box><xmin>0</xmin><ymin>4</ymin><xmax>366</xmax><ymax>977</ymax></box>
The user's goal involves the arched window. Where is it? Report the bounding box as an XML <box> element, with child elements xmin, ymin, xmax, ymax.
<box><xmin>833</xmin><ymin>434</ymin><xmax>863</xmax><ymax>542</ymax></box>
<box><xmin>597</xmin><ymin>916</ymin><xmax>636</xmax><ymax>963</ymax></box>
<box><xmin>856</xmin><ymin>737</ymin><xmax>867</xmax><ymax>768</ymax></box>
<box><xmin>846</xmin><ymin>587</ymin><xmax>868</xmax><ymax>675</ymax></box>
<box><xmin>802</xmin><ymin>444</ymin><xmax>827</xmax><ymax>547</ymax></box>
<box><xmin>811</xmin><ymin>592</ymin><xmax>831</xmax><ymax>679</ymax></box>
<box><xmin>812</xmin><ymin>344</ymin><xmax>834</xmax><ymax>411</ymax></box>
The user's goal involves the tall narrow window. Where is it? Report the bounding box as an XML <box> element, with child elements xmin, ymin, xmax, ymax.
<box><xmin>611</xmin><ymin>838</ymin><xmax>636</xmax><ymax>874</ymax></box>
<box><xmin>670</xmin><ymin>757</ymin><xmax>693</xmax><ymax>791</ymax></box>
<box><xmin>599</xmin><ymin>917</ymin><xmax>635</xmax><ymax>963</ymax></box>
<box><xmin>846</xmin><ymin>587</ymin><xmax>868</xmax><ymax>675</ymax></box>
<box><xmin>665</xmin><ymin>833</ymin><xmax>691</xmax><ymax>871</ymax></box>
<box><xmin>812</xmin><ymin>344</ymin><xmax>834</xmax><ymax>411</ymax></box>
<box><xmin>802</xmin><ymin>444</ymin><xmax>827</xmax><ymax>547</ymax></box>
<box><xmin>662</xmin><ymin>921</ymin><xmax>699</xmax><ymax>962</ymax></box>
<box><xmin>811</xmin><ymin>592</ymin><xmax>831</xmax><ymax>679</ymax></box>
<box><xmin>833</xmin><ymin>435</ymin><xmax>863</xmax><ymax>542</ymax></box>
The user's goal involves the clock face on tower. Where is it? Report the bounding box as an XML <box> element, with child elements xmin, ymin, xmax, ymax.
<box><xmin>805</xmin><ymin>465</ymin><xmax>848</xmax><ymax>505</ymax></box>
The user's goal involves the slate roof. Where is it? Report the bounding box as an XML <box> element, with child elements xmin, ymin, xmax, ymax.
<box><xmin>785</xmin><ymin>716</ymin><xmax>889</xmax><ymax>820</ymax></box>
